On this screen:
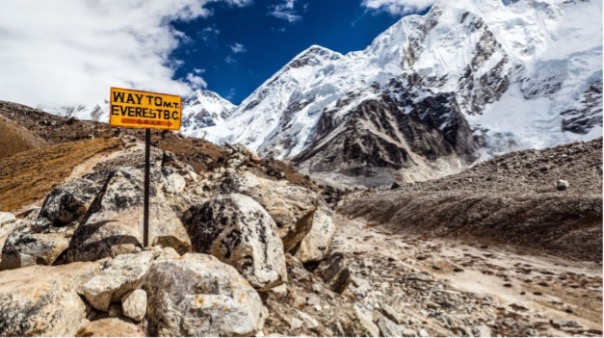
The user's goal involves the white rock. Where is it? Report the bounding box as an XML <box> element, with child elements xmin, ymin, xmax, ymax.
<box><xmin>0</xmin><ymin>212</ymin><xmax>17</xmax><ymax>226</ymax></box>
<box><xmin>181</xmin><ymin>194</ymin><xmax>287</xmax><ymax>290</ymax></box>
<box><xmin>81</xmin><ymin>251</ymin><xmax>155</xmax><ymax>311</ymax></box>
<box><xmin>143</xmin><ymin>253</ymin><xmax>268</xmax><ymax>337</ymax></box>
<box><xmin>294</xmin><ymin>206</ymin><xmax>337</xmax><ymax>263</ymax></box>
<box><xmin>165</xmin><ymin>173</ymin><xmax>186</xmax><ymax>194</ymax></box>
<box><xmin>121</xmin><ymin>289</ymin><xmax>147</xmax><ymax>322</ymax></box>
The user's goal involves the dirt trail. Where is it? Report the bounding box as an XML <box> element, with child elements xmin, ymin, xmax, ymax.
<box><xmin>332</xmin><ymin>213</ymin><xmax>603</xmax><ymax>336</ymax></box>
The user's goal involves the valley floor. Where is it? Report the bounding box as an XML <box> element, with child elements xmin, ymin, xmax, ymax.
<box><xmin>331</xmin><ymin>214</ymin><xmax>603</xmax><ymax>337</ymax></box>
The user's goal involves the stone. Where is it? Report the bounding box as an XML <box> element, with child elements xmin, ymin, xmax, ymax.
<box><xmin>419</xmin><ymin>328</ymin><xmax>429</xmax><ymax>337</ymax></box>
<box><xmin>316</xmin><ymin>252</ymin><xmax>351</xmax><ymax>294</ymax></box>
<box><xmin>376</xmin><ymin>315</ymin><xmax>405</xmax><ymax>337</ymax></box>
<box><xmin>297</xmin><ymin>310</ymin><xmax>319</xmax><ymax>329</ymax></box>
<box><xmin>550</xmin><ymin>319</ymin><xmax>581</xmax><ymax>329</ymax></box>
<box><xmin>294</xmin><ymin>206</ymin><xmax>337</xmax><ymax>263</ymax></box>
<box><xmin>81</xmin><ymin>251</ymin><xmax>155</xmax><ymax>311</ymax></box>
<box><xmin>354</xmin><ymin>307</ymin><xmax>379</xmax><ymax>337</ymax></box>
<box><xmin>556</xmin><ymin>179</ymin><xmax>569</xmax><ymax>191</ymax></box>
<box><xmin>0</xmin><ymin>212</ymin><xmax>16</xmax><ymax>226</ymax></box>
<box><xmin>76</xmin><ymin>318</ymin><xmax>144</xmax><ymax>337</ymax></box>
<box><xmin>0</xmin><ymin>231</ymin><xmax>69</xmax><ymax>270</ymax></box>
<box><xmin>181</xmin><ymin>194</ymin><xmax>287</xmax><ymax>290</ymax></box>
<box><xmin>402</xmin><ymin>328</ymin><xmax>417</xmax><ymax>337</ymax></box>
<box><xmin>143</xmin><ymin>253</ymin><xmax>267</xmax><ymax>337</ymax></box>
<box><xmin>509</xmin><ymin>302</ymin><xmax>530</xmax><ymax>312</ymax></box>
<box><xmin>379</xmin><ymin>303</ymin><xmax>405</xmax><ymax>325</ymax></box>
<box><xmin>164</xmin><ymin>173</ymin><xmax>186</xmax><ymax>194</ymax></box>
<box><xmin>121</xmin><ymin>289</ymin><xmax>147</xmax><ymax>322</ymax></box>
<box><xmin>472</xmin><ymin>325</ymin><xmax>492</xmax><ymax>337</ymax></box>
<box><xmin>64</xmin><ymin>169</ymin><xmax>191</xmax><ymax>262</ymax></box>
<box><xmin>35</xmin><ymin>178</ymin><xmax>100</xmax><ymax>230</ymax></box>
<box><xmin>220</xmin><ymin>172</ymin><xmax>318</xmax><ymax>251</ymax></box>
<box><xmin>0</xmin><ymin>262</ymin><xmax>100</xmax><ymax>336</ymax></box>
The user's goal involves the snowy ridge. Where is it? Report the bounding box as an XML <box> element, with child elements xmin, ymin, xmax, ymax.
<box><xmin>186</xmin><ymin>0</ymin><xmax>602</xmax><ymax>186</ymax></box>
<box><xmin>40</xmin><ymin>89</ymin><xmax>237</xmax><ymax>134</ymax></box>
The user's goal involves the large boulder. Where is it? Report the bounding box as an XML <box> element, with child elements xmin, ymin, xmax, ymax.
<box><xmin>80</xmin><ymin>251</ymin><xmax>156</xmax><ymax>311</ymax></box>
<box><xmin>182</xmin><ymin>194</ymin><xmax>287</xmax><ymax>290</ymax></box>
<box><xmin>294</xmin><ymin>206</ymin><xmax>337</xmax><ymax>262</ymax></box>
<box><xmin>0</xmin><ymin>262</ymin><xmax>100</xmax><ymax>336</ymax></box>
<box><xmin>35</xmin><ymin>178</ymin><xmax>100</xmax><ymax>231</ymax></box>
<box><xmin>143</xmin><ymin>253</ymin><xmax>267</xmax><ymax>337</ymax></box>
<box><xmin>64</xmin><ymin>168</ymin><xmax>191</xmax><ymax>263</ymax></box>
<box><xmin>0</xmin><ymin>231</ymin><xmax>69</xmax><ymax>270</ymax></box>
<box><xmin>221</xmin><ymin>172</ymin><xmax>318</xmax><ymax>251</ymax></box>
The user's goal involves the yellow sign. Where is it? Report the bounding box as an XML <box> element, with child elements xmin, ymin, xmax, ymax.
<box><xmin>109</xmin><ymin>87</ymin><xmax>182</xmax><ymax>131</ymax></box>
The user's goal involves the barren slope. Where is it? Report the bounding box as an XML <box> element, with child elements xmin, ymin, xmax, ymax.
<box><xmin>339</xmin><ymin>139</ymin><xmax>603</xmax><ymax>262</ymax></box>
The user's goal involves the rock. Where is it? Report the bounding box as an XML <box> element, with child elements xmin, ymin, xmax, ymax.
<box><xmin>65</xmin><ymin>169</ymin><xmax>191</xmax><ymax>262</ymax></box>
<box><xmin>290</xmin><ymin>318</ymin><xmax>303</xmax><ymax>330</ymax></box>
<box><xmin>35</xmin><ymin>178</ymin><xmax>100</xmax><ymax>230</ymax></box>
<box><xmin>143</xmin><ymin>253</ymin><xmax>267</xmax><ymax>337</ymax></box>
<box><xmin>402</xmin><ymin>328</ymin><xmax>417</xmax><ymax>337</ymax></box>
<box><xmin>220</xmin><ymin>172</ymin><xmax>318</xmax><ymax>251</ymax></box>
<box><xmin>81</xmin><ymin>251</ymin><xmax>155</xmax><ymax>311</ymax></box>
<box><xmin>0</xmin><ymin>262</ymin><xmax>100</xmax><ymax>336</ymax></box>
<box><xmin>556</xmin><ymin>179</ymin><xmax>569</xmax><ymax>191</ymax></box>
<box><xmin>509</xmin><ymin>302</ymin><xmax>530</xmax><ymax>311</ymax></box>
<box><xmin>0</xmin><ymin>232</ymin><xmax>69</xmax><ymax>270</ymax></box>
<box><xmin>376</xmin><ymin>315</ymin><xmax>405</xmax><ymax>337</ymax></box>
<box><xmin>76</xmin><ymin>318</ymin><xmax>144</xmax><ymax>337</ymax></box>
<box><xmin>379</xmin><ymin>303</ymin><xmax>405</xmax><ymax>325</ymax></box>
<box><xmin>419</xmin><ymin>328</ymin><xmax>429</xmax><ymax>337</ymax></box>
<box><xmin>294</xmin><ymin>206</ymin><xmax>337</xmax><ymax>263</ymax></box>
<box><xmin>297</xmin><ymin>310</ymin><xmax>319</xmax><ymax>329</ymax></box>
<box><xmin>316</xmin><ymin>252</ymin><xmax>351</xmax><ymax>294</ymax></box>
<box><xmin>472</xmin><ymin>325</ymin><xmax>491</xmax><ymax>337</ymax></box>
<box><xmin>164</xmin><ymin>173</ymin><xmax>186</xmax><ymax>194</ymax></box>
<box><xmin>121</xmin><ymin>289</ymin><xmax>147</xmax><ymax>322</ymax></box>
<box><xmin>550</xmin><ymin>319</ymin><xmax>581</xmax><ymax>329</ymax></box>
<box><xmin>354</xmin><ymin>307</ymin><xmax>379</xmax><ymax>337</ymax></box>
<box><xmin>181</xmin><ymin>194</ymin><xmax>287</xmax><ymax>290</ymax></box>
<box><xmin>0</xmin><ymin>212</ymin><xmax>16</xmax><ymax>226</ymax></box>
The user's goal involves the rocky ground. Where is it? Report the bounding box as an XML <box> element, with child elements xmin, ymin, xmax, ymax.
<box><xmin>0</xmin><ymin>101</ymin><xmax>601</xmax><ymax>337</ymax></box>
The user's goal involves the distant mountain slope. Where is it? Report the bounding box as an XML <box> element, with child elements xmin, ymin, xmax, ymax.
<box><xmin>188</xmin><ymin>0</ymin><xmax>602</xmax><ymax>187</ymax></box>
<box><xmin>0</xmin><ymin>113</ymin><xmax>48</xmax><ymax>158</ymax></box>
<box><xmin>39</xmin><ymin>89</ymin><xmax>237</xmax><ymax>135</ymax></box>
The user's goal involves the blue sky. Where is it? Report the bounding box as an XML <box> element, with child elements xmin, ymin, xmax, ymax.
<box><xmin>0</xmin><ymin>0</ymin><xmax>433</xmax><ymax>107</ymax></box>
<box><xmin>170</xmin><ymin>0</ymin><xmax>408</xmax><ymax>104</ymax></box>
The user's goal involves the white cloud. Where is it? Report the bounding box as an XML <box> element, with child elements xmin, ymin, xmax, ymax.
<box><xmin>0</xmin><ymin>0</ymin><xmax>250</xmax><ymax>107</ymax></box>
<box><xmin>229</xmin><ymin>43</ymin><xmax>247</xmax><ymax>54</ymax></box>
<box><xmin>186</xmin><ymin>73</ymin><xmax>208</xmax><ymax>89</ymax></box>
<box><xmin>268</xmin><ymin>0</ymin><xmax>303</xmax><ymax>22</ymax></box>
<box><xmin>361</xmin><ymin>0</ymin><xmax>435</xmax><ymax>15</ymax></box>
<box><xmin>225</xmin><ymin>55</ymin><xmax>237</xmax><ymax>65</ymax></box>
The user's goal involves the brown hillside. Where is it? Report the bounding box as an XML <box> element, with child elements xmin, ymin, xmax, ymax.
<box><xmin>0</xmin><ymin>114</ymin><xmax>48</xmax><ymax>158</ymax></box>
<box><xmin>0</xmin><ymin>137</ymin><xmax>120</xmax><ymax>211</ymax></box>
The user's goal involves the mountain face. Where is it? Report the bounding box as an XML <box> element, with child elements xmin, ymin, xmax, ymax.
<box><xmin>40</xmin><ymin>89</ymin><xmax>236</xmax><ymax>135</ymax></box>
<box><xmin>187</xmin><ymin>0</ymin><xmax>602</xmax><ymax>187</ymax></box>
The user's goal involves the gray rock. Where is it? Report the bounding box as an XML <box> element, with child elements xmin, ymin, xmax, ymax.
<box><xmin>550</xmin><ymin>319</ymin><xmax>581</xmax><ymax>329</ymax></box>
<box><xmin>121</xmin><ymin>289</ymin><xmax>147</xmax><ymax>322</ymax></box>
<box><xmin>220</xmin><ymin>172</ymin><xmax>318</xmax><ymax>251</ymax></box>
<box><xmin>0</xmin><ymin>212</ymin><xmax>16</xmax><ymax>226</ymax></box>
<box><xmin>143</xmin><ymin>253</ymin><xmax>267</xmax><ymax>337</ymax></box>
<box><xmin>64</xmin><ymin>168</ymin><xmax>191</xmax><ymax>263</ymax></box>
<box><xmin>472</xmin><ymin>325</ymin><xmax>492</xmax><ymax>337</ymax></box>
<box><xmin>164</xmin><ymin>173</ymin><xmax>186</xmax><ymax>194</ymax></box>
<box><xmin>376</xmin><ymin>315</ymin><xmax>405</xmax><ymax>337</ymax></box>
<box><xmin>0</xmin><ymin>262</ymin><xmax>100</xmax><ymax>336</ymax></box>
<box><xmin>556</xmin><ymin>179</ymin><xmax>569</xmax><ymax>191</ymax></box>
<box><xmin>0</xmin><ymin>231</ymin><xmax>69</xmax><ymax>270</ymax></box>
<box><xmin>354</xmin><ymin>307</ymin><xmax>379</xmax><ymax>337</ymax></box>
<box><xmin>316</xmin><ymin>252</ymin><xmax>351</xmax><ymax>294</ymax></box>
<box><xmin>379</xmin><ymin>303</ymin><xmax>405</xmax><ymax>325</ymax></box>
<box><xmin>294</xmin><ymin>206</ymin><xmax>337</xmax><ymax>263</ymax></box>
<box><xmin>181</xmin><ymin>194</ymin><xmax>287</xmax><ymax>290</ymax></box>
<box><xmin>81</xmin><ymin>251</ymin><xmax>156</xmax><ymax>311</ymax></box>
<box><xmin>35</xmin><ymin>178</ymin><xmax>100</xmax><ymax>230</ymax></box>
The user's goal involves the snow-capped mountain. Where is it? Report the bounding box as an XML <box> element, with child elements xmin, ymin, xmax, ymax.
<box><xmin>40</xmin><ymin>89</ymin><xmax>236</xmax><ymax>134</ymax></box>
<box><xmin>187</xmin><ymin>0</ymin><xmax>602</xmax><ymax>187</ymax></box>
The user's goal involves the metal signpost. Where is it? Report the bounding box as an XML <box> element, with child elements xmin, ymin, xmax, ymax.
<box><xmin>109</xmin><ymin>87</ymin><xmax>182</xmax><ymax>247</ymax></box>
